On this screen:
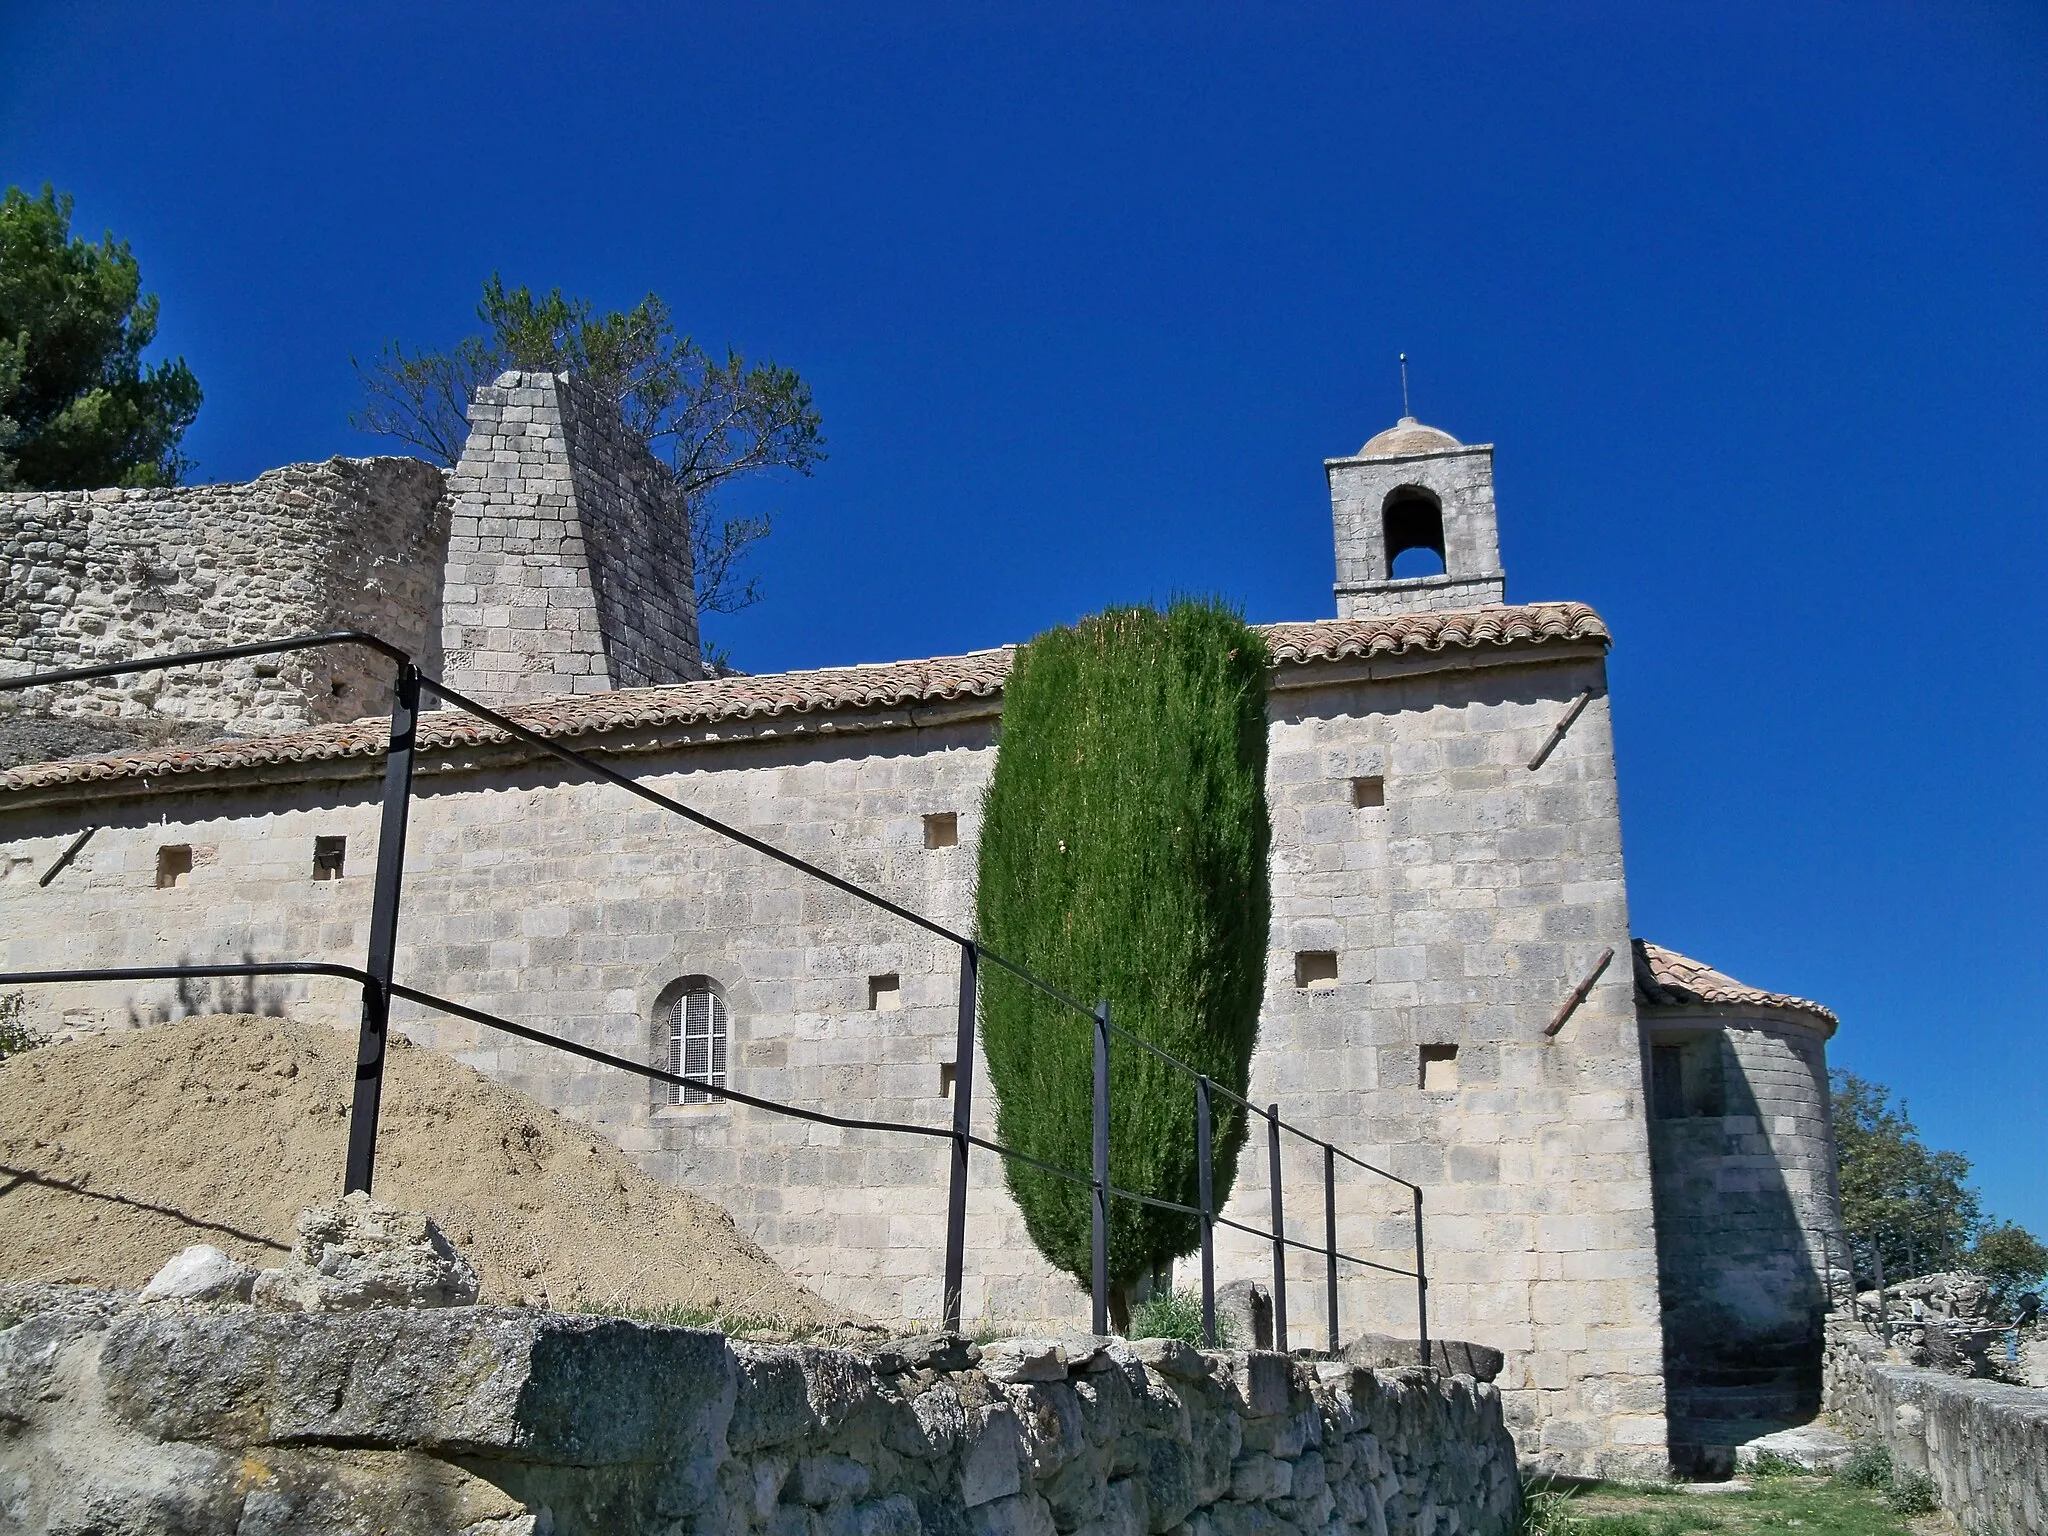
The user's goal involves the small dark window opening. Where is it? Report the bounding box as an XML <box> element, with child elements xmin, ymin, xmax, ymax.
<box><xmin>312</xmin><ymin>836</ymin><xmax>346</xmax><ymax>881</ymax></box>
<box><xmin>1420</xmin><ymin>1043</ymin><xmax>1459</xmax><ymax>1091</ymax></box>
<box><xmin>156</xmin><ymin>845</ymin><xmax>192</xmax><ymax>889</ymax></box>
<box><xmin>870</xmin><ymin>974</ymin><xmax>903</xmax><ymax>1011</ymax></box>
<box><xmin>1651</xmin><ymin>1036</ymin><xmax>1725</xmax><ymax>1119</ymax></box>
<box><xmin>1352</xmin><ymin>775</ymin><xmax>1385</xmax><ymax>808</ymax></box>
<box><xmin>1383</xmin><ymin>489</ymin><xmax>1446</xmax><ymax>580</ymax></box>
<box><xmin>939</xmin><ymin>1061</ymin><xmax>957</xmax><ymax>1098</ymax></box>
<box><xmin>923</xmin><ymin>812</ymin><xmax>959</xmax><ymax>849</ymax></box>
<box><xmin>1295</xmin><ymin>951</ymin><xmax>1339</xmax><ymax>990</ymax></box>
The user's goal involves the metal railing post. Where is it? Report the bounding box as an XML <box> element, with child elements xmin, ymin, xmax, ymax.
<box><xmin>1873</xmin><ymin>1238</ymin><xmax>1891</xmax><ymax>1347</ymax></box>
<box><xmin>1413</xmin><ymin>1186</ymin><xmax>1430</xmax><ymax>1368</ymax></box>
<box><xmin>1091</xmin><ymin>1000</ymin><xmax>1111</xmax><ymax>1337</ymax></box>
<box><xmin>1197</xmin><ymin>1075</ymin><xmax>1217</xmax><ymax>1348</ymax></box>
<box><xmin>1268</xmin><ymin>1104</ymin><xmax>1288</xmax><ymax>1353</ymax></box>
<box><xmin>1324</xmin><ymin>1143</ymin><xmax>1340</xmax><ymax>1355</ymax></box>
<box><xmin>343</xmin><ymin>662</ymin><xmax>420</xmax><ymax>1194</ymax></box>
<box><xmin>942</xmin><ymin>941</ymin><xmax>978</xmax><ymax>1331</ymax></box>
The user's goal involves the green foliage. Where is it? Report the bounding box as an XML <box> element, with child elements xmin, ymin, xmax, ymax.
<box><xmin>1836</xmin><ymin>1443</ymin><xmax>1893</xmax><ymax>1489</ymax></box>
<box><xmin>0</xmin><ymin>185</ymin><xmax>202</xmax><ymax>489</ymax></box>
<box><xmin>1749</xmin><ymin>1451</ymin><xmax>1806</xmax><ymax>1480</ymax></box>
<box><xmin>1832</xmin><ymin>1071</ymin><xmax>1982</xmax><ymax>1279</ymax></box>
<box><xmin>1970</xmin><ymin>1222</ymin><xmax>2048</xmax><ymax>1316</ymax></box>
<box><xmin>1521</xmin><ymin>1485</ymin><xmax>1585</xmax><ymax>1536</ymax></box>
<box><xmin>1129</xmin><ymin>1287</ymin><xmax>1237</xmax><ymax>1348</ymax></box>
<box><xmin>1530</xmin><ymin>1471</ymin><xmax>1922</xmax><ymax>1536</ymax></box>
<box><xmin>976</xmin><ymin>600</ymin><xmax>1271</xmax><ymax>1309</ymax></box>
<box><xmin>1881</xmin><ymin>1474</ymin><xmax>1936</xmax><ymax>1518</ymax></box>
<box><xmin>0</xmin><ymin>992</ymin><xmax>42</xmax><ymax>1062</ymax></box>
<box><xmin>352</xmin><ymin>275</ymin><xmax>823</xmax><ymax>625</ymax></box>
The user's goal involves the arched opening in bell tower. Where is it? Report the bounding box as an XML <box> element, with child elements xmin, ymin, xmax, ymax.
<box><xmin>1382</xmin><ymin>487</ymin><xmax>1446</xmax><ymax>579</ymax></box>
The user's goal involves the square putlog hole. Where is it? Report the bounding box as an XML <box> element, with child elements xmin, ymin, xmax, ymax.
<box><xmin>155</xmin><ymin>845</ymin><xmax>193</xmax><ymax>889</ymax></box>
<box><xmin>1420</xmin><ymin>1044</ymin><xmax>1459</xmax><ymax>1091</ymax></box>
<box><xmin>312</xmin><ymin>836</ymin><xmax>346</xmax><ymax>881</ymax></box>
<box><xmin>1351</xmin><ymin>775</ymin><xmax>1385</xmax><ymax>808</ymax></box>
<box><xmin>869</xmin><ymin>974</ymin><xmax>903</xmax><ymax>1012</ymax></box>
<box><xmin>1294</xmin><ymin>951</ymin><xmax>1339</xmax><ymax>990</ymax></box>
<box><xmin>923</xmin><ymin>812</ymin><xmax>959</xmax><ymax>849</ymax></box>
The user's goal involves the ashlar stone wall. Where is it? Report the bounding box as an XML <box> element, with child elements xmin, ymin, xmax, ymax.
<box><xmin>1222</xmin><ymin>651</ymin><xmax>1664</xmax><ymax>1475</ymax></box>
<box><xmin>1327</xmin><ymin>447</ymin><xmax>1505</xmax><ymax>619</ymax></box>
<box><xmin>0</xmin><ymin>457</ymin><xmax>449</xmax><ymax>741</ymax></box>
<box><xmin>1643</xmin><ymin>1006</ymin><xmax>1841</xmax><ymax>1468</ymax></box>
<box><xmin>0</xmin><ymin>638</ymin><xmax>1666</xmax><ymax>1477</ymax></box>
<box><xmin>441</xmin><ymin>370</ymin><xmax>703</xmax><ymax>705</ymax></box>
<box><xmin>0</xmin><ymin>1284</ymin><xmax>1522</xmax><ymax>1536</ymax></box>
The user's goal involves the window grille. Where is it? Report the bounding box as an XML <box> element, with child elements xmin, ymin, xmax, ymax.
<box><xmin>668</xmin><ymin>987</ymin><xmax>727</xmax><ymax>1105</ymax></box>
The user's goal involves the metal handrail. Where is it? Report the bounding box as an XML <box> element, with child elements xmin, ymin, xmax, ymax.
<box><xmin>3</xmin><ymin>632</ymin><xmax>1433</xmax><ymax>1360</ymax></box>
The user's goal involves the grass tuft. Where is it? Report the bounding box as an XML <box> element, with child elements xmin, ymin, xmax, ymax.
<box><xmin>1836</xmin><ymin>1444</ymin><xmax>1893</xmax><ymax>1490</ymax></box>
<box><xmin>1129</xmin><ymin>1287</ymin><xmax>1239</xmax><ymax>1348</ymax></box>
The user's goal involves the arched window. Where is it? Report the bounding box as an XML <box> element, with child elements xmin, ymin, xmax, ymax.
<box><xmin>663</xmin><ymin>980</ymin><xmax>728</xmax><ymax>1105</ymax></box>
<box><xmin>1383</xmin><ymin>487</ymin><xmax>1446</xmax><ymax>579</ymax></box>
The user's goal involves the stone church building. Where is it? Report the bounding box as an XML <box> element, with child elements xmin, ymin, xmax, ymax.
<box><xmin>0</xmin><ymin>374</ymin><xmax>1846</xmax><ymax>1477</ymax></box>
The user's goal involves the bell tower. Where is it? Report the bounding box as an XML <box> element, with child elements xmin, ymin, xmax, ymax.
<box><xmin>1327</xmin><ymin>416</ymin><xmax>1506</xmax><ymax>618</ymax></box>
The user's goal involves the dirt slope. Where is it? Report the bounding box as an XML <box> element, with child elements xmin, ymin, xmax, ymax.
<box><xmin>0</xmin><ymin>1015</ymin><xmax>835</xmax><ymax>1322</ymax></box>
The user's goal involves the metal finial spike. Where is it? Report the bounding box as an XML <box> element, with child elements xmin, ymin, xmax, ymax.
<box><xmin>1398</xmin><ymin>353</ymin><xmax>1411</xmax><ymax>418</ymax></box>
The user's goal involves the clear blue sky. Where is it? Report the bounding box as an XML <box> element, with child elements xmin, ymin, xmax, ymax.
<box><xmin>6</xmin><ymin>3</ymin><xmax>2043</xmax><ymax>1235</ymax></box>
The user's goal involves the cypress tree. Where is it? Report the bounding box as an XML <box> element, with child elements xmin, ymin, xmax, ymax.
<box><xmin>976</xmin><ymin>599</ymin><xmax>1271</xmax><ymax>1320</ymax></box>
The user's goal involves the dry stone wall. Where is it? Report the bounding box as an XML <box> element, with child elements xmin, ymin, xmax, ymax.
<box><xmin>1824</xmin><ymin>1319</ymin><xmax>2048</xmax><ymax>1536</ymax></box>
<box><xmin>0</xmin><ymin>457</ymin><xmax>448</xmax><ymax>754</ymax></box>
<box><xmin>0</xmin><ymin>1283</ymin><xmax>1521</xmax><ymax>1536</ymax></box>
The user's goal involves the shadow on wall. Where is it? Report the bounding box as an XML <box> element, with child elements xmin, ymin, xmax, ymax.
<box><xmin>1647</xmin><ymin>1020</ymin><xmax>1832</xmax><ymax>1477</ymax></box>
<box><xmin>129</xmin><ymin>951</ymin><xmax>291</xmax><ymax>1025</ymax></box>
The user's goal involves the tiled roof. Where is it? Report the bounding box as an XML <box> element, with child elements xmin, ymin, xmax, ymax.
<box><xmin>1633</xmin><ymin>939</ymin><xmax>1838</xmax><ymax>1028</ymax></box>
<box><xmin>1262</xmin><ymin>603</ymin><xmax>1605</xmax><ymax>664</ymax></box>
<box><xmin>0</xmin><ymin>602</ymin><xmax>1606</xmax><ymax>795</ymax></box>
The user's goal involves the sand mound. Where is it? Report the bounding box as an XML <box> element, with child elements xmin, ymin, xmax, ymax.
<box><xmin>0</xmin><ymin>1016</ymin><xmax>836</xmax><ymax>1322</ymax></box>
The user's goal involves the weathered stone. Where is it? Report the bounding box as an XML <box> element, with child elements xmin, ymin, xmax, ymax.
<box><xmin>1733</xmin><ymin>1423</ymin><xmax>1854</xmax><ymax>1473</ymax></box>
<box><xmin>1131</xmin><ymin>1435</ymin><xmax>1201</xmax><ymax>1533</ymax></box>
<box><xmin>960</xmin><ymin>1403</ymin><xmax>1026</xmax><ymax>1508</ymax></box>
<box><xmin>1341</xmin><ymin>1334</ymin><xmax>1502</xmax><ymax>1384</ymax></box>
<box><xmin>1213</xmin><ymin>1283</ymin><xmax>1272</xmax><ymax>1352</ymax></box>
<box><xmin>1127</xmin><ymin>1338</ymin><xmax>1209</xmax><ymax>1382</ymax></box>
<box><xmin>982</xmin><ymin>1339</ymin><xmax>1070</xmax><ymax>1384</ymax></box>
<box><xmin>250</xmin><ymin>1193</ymin><xmax>479</xmax><ymax>1313</ymax></box>
<box><xmin>139</xmin><ymin>1244</ymin><xmax>258</xmax><ymax>1305</ymax></box>
<box><xmin>1223</xmin><ymin>1354</ymin><xmax>1297</xmax><ymax>1421</ymax></box>
<box><xmin>1007</xmin><ymin>1380</ymin><xmax>1088</xmax><ymax>1479</ymax></box>
<box><xmin>797</xmin><ymin>1455</ymin><xmax>874</xmax><ymax>1506</ymax></box>
<box><xmin>1227</xmin><ymin>1453</ymin><xmax>1289</xmax><ymax>1502</ymax></box>
<box><xmin>873</xmin><ymin>1332</ymin><xmax>977</xmax><ymax>1375</ymax></box>
<box><xmin>969</xmin><ymin>1492</ymin><xmax>1058</xmax><ymax>1536</ymax></box>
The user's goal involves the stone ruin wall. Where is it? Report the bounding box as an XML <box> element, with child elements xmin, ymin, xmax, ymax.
<box><xmin>0</xmin><ymin>457</ymin><xmax>449</xmax><ymax>759</ymax></box>
<box><xmin>0</xmin><ymin>1284</ymin><xmax>1522</xmax><ymax>1536</ymax></box>
<box><xmin>1824</xmin><ymin>1318</ymin><xmax>2048</xmax><ymax>1536</ymax></box>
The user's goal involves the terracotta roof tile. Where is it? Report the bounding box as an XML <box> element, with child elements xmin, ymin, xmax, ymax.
<box><xmin>0</xmin><ymin>602</ymin><xmax>1606</xmax><ymax>795</ymax></box>
<box><xmin>1261</xmin><ymin>602</ymin><xmax>1606</xmax><ymax>663</ymax></box>
<box><xmin>1633</xmin><ymin>939</ymin><xmax>1838</xmax><ymax>1028</ymax></box>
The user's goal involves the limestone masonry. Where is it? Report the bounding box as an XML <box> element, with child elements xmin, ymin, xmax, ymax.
<box><xmin>0</xmin><ymin>389</ymin><xmax>1850</xmax><ymax>1479</ymax></box>
<box><xmin>0</xmin><ymin>1280</ymin><xmax>1520</xmax><ymax>1536</ymax></box>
